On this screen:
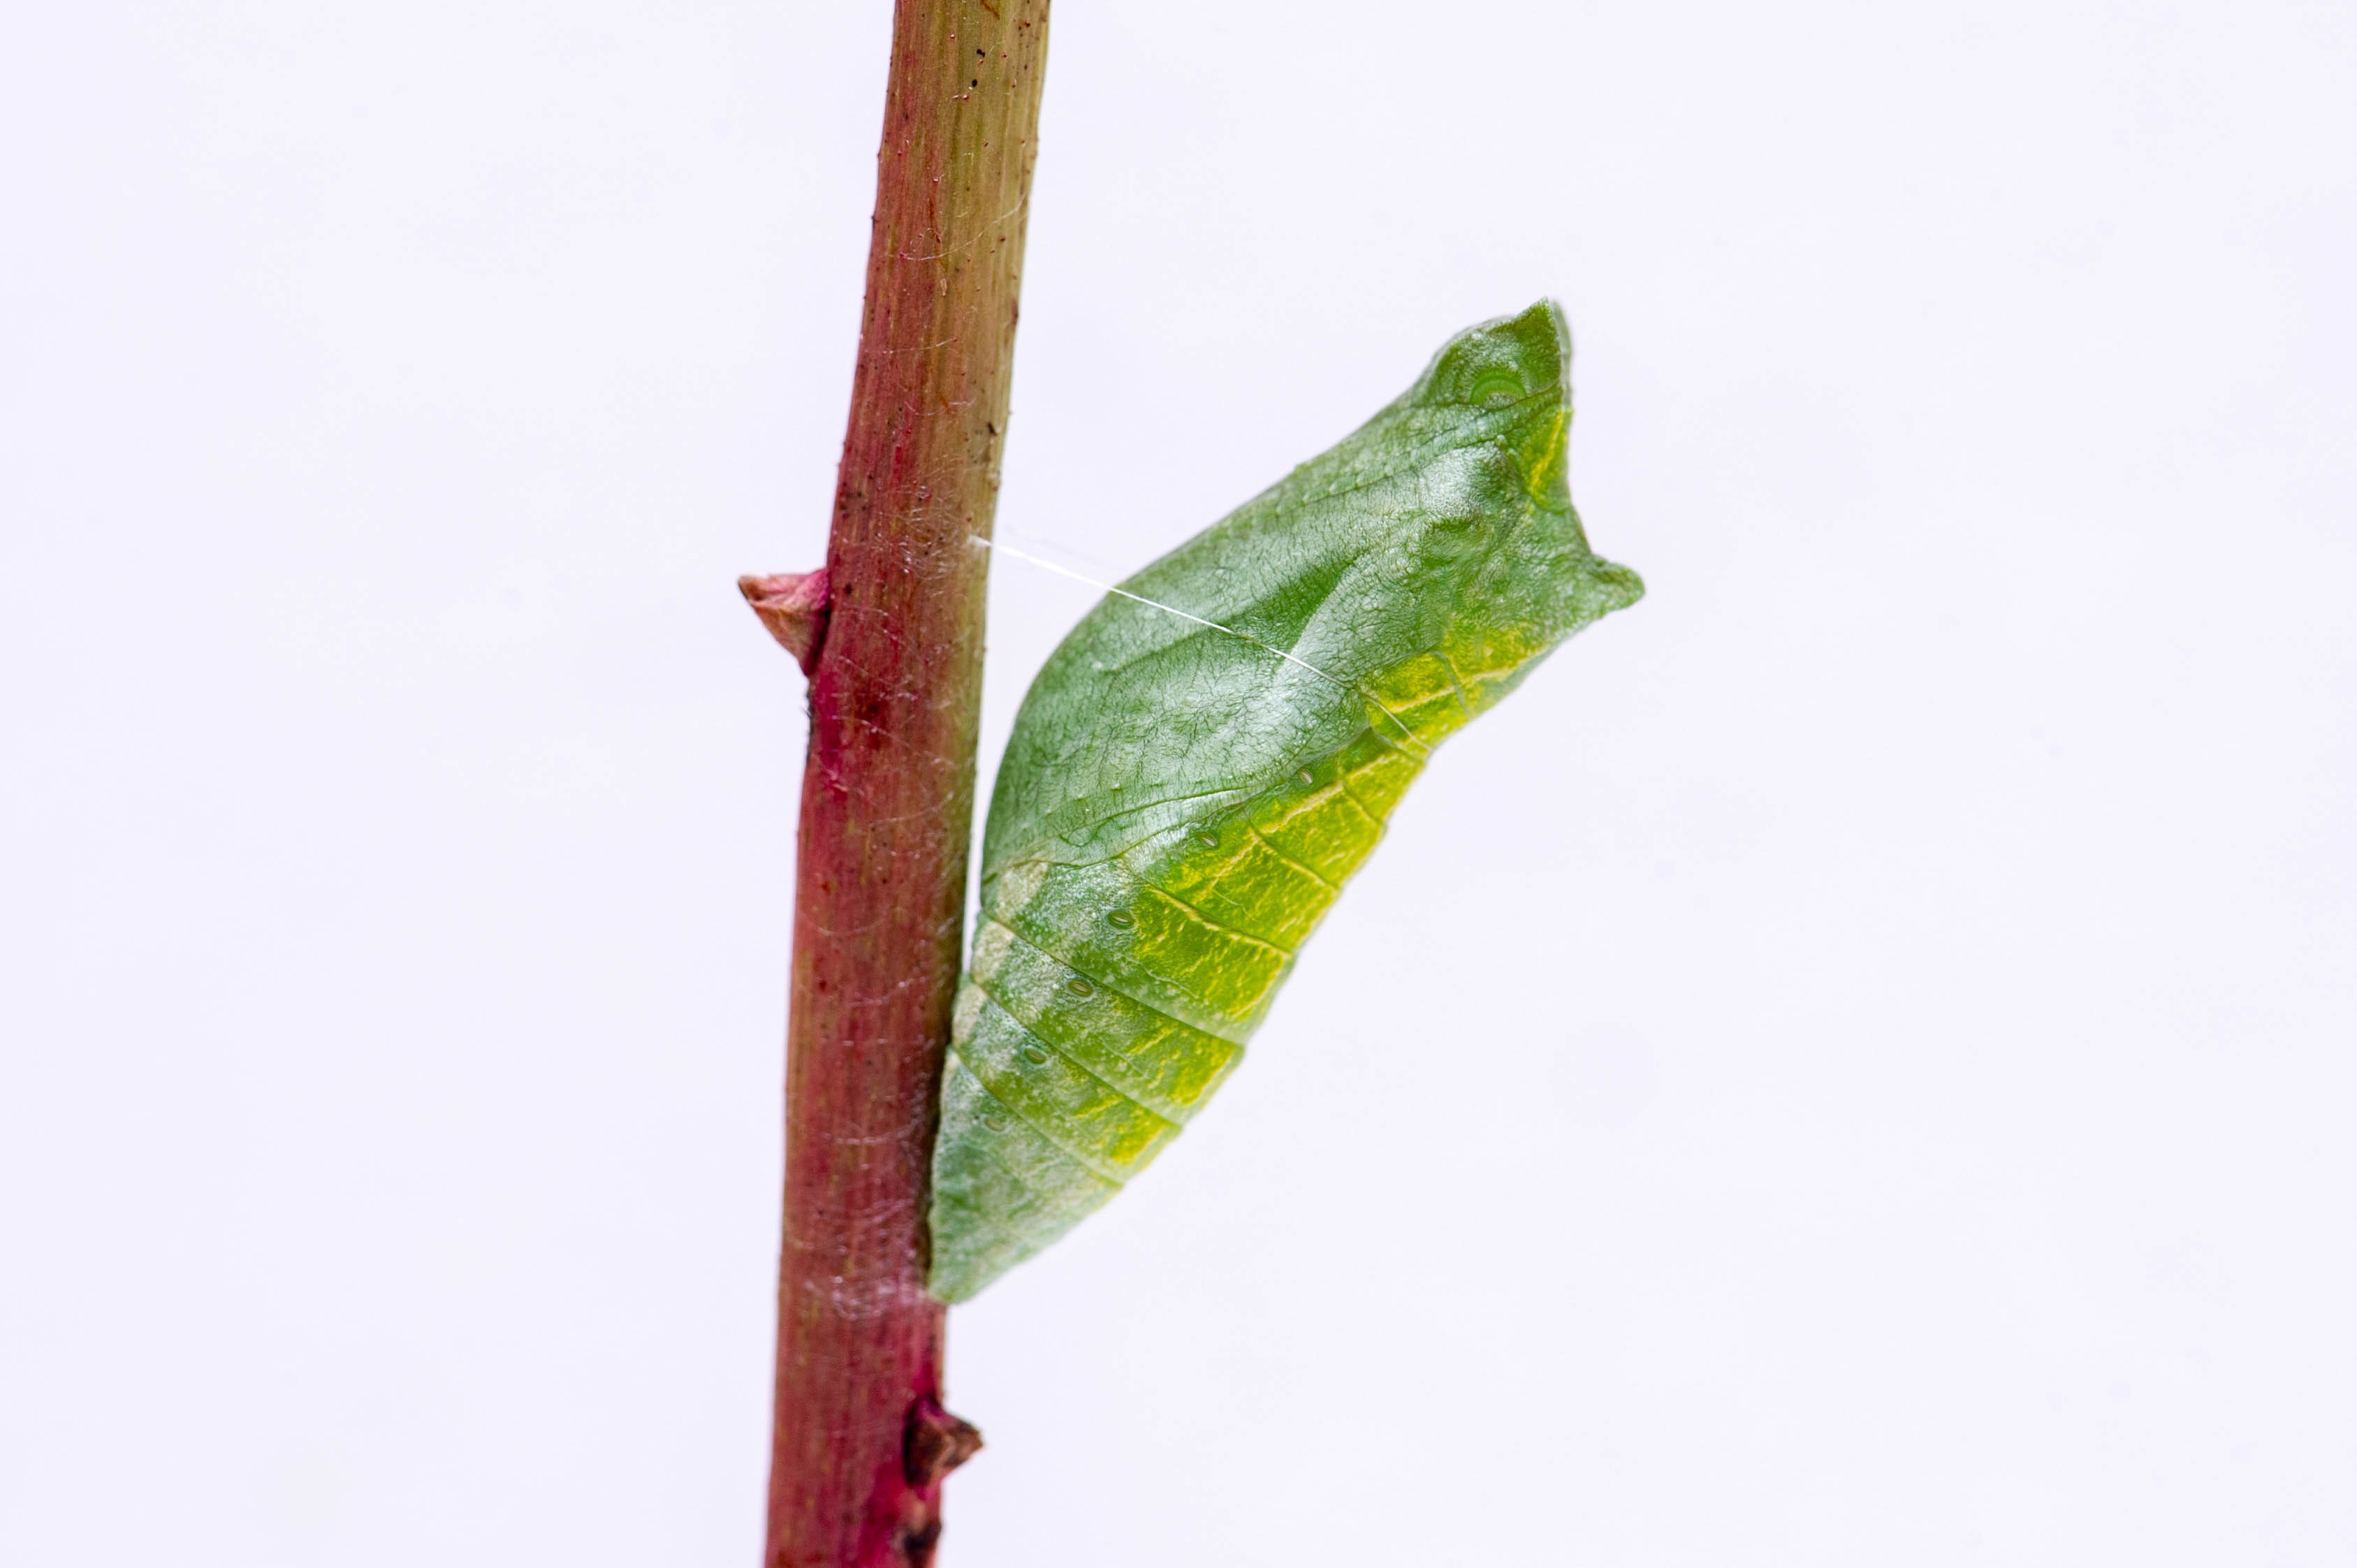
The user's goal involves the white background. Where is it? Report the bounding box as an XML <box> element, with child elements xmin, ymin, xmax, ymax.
<box><xmin>5</xmin><ymin>2</ymin><xmax>2352</xmax><ymax>1564</ymax></box>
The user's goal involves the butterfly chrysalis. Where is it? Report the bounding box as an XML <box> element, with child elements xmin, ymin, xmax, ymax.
<box><xmin>928</xmin><ymin>301</ymin><xmax>1642</xmax><ymax>1301</ymax></box>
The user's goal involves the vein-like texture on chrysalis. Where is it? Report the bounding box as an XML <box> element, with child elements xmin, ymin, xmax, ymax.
<box><xmin>927</xmin><ymin>301</ymin><xmax>1643</xmax><ymax>1301</ymax></box>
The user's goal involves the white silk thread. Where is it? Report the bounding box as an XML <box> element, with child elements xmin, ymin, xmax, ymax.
<box><xmin>970</xmin><ymin>534</ymin><xmax>1350</xmax><ymax>691</ymax></box>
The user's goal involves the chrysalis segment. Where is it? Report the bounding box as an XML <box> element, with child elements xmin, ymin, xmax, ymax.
<box><xmin>989</xmin><ymin>853</ymin><xmax>1278</xmax><ymax>1041</ymax></box>
<box><xmin>1362</xmin><ymin>651</ymin><xmax>1478</xmax><ymax>746</ymax></box>
<box><xmin>929</xmin><ymin>1050</ymin><xmax>1120</xmax><ymax>1302</ymax></box>
<box><xmin>1246</xmin><ymin>754</ymin><xmax>1389</xmax><ymax>886</ymax></box>
<box><xmin>927</xmin><ymin>300</ymin><xmax>1644</xmax><ymax>1300</ymax></box>
<box><xmin>970</xmin><ymin>921</ymin><xmax>1244</xmax><ymax>1120</ymax></box>
<box><xmin>951</xmin><ymin>982</ymin><xmax>1180</xmax><ymax>1178</ymax></box>
<box><xmin>1334</xmin><ymin>728</ymin><xmax>1424</xmax><ymax>823</ymax></box>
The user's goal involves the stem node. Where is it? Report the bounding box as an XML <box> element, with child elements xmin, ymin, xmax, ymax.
<box><xmin>903</xmin><ymin>1397</ymin><xmax>986</xmax><ymax>1487</ymax></box>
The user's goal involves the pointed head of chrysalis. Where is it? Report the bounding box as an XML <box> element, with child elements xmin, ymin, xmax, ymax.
<box><xmin>1376</xmin><ymin>298</ymin><xmax>1645</xmax><ymax>713</ymax></box>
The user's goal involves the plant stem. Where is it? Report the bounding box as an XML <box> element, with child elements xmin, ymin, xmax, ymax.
<box><xmin>761</xmin><ymin>3</ymin><xmax>1049</xmax><ymax>1565</ymax></box>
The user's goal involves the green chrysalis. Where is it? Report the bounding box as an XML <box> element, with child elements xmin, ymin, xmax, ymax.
<box><xmin>927</xmin><ymin>300</ymin><xmax>1642</xmax><ymax>1301</ymax></box>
